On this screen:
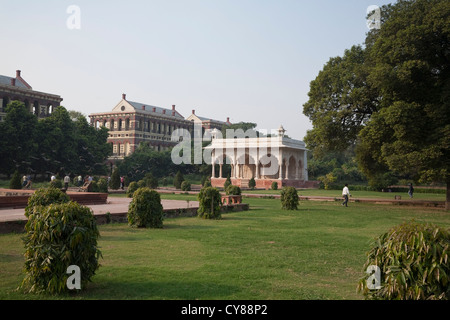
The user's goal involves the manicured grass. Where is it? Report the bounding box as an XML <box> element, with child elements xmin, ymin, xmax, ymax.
<box><xmin>0</xmin><ymin>196</ymin><xmax>449</xmax><ymax>300</ymax></box>
<box><xmin>243</xmin><ymin>188</ymin><xmax>446</xmax><ymax>201</ymax></box>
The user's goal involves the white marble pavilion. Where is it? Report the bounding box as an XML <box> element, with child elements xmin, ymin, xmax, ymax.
<box><xmin>204</xmin><ymin>126</ymin><xmax>316</xmax><ymax>189</ymax></box>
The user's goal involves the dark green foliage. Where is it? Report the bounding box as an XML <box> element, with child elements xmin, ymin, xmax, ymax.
<box><xmin>0</xmin><ymin>103</ymin><xmax>110</xmax><ymax>177</ymax></box>
<box><xmin>280</xmin><ymin>187</ymin><xmax>299</xmax><ymax>210</ymax></box>
<box><xmin>223</xmin><ymin>175</ymin><xmax>231</xmax><ymax>190</ymax></box>
<box><xmin>9</xmin><ymin>170</ymin><xmax>22</xmax><ymax>189</ymax></box>
<box><xmin>20</xmin><ymin>202</ymin><xmax>102</xmax><ymax>294</ymax></box>
<box><xmin>226</xmin><ymin>185</ymin><xmax>241</xmax><ymax>196</ymax></box>
<box><xmin>143</xmin><ymin>173</ymin><xmax>158</xmax><ymax>189</ymax></box>
<box><xmin>25</xmin><ymin>187</ymin><xmax>70</xmax><ymax>218</ymax></box>
<box><xmin>110</xmin><ymin>167</ymin><xmax>120</xmax><ymax>190</ymax></box>
<box><xmin>50</xmin><ymin>179</ymin><xmax>63</xmax><ymax>189</ymax></box>
<box><xmin>181</xmin><ymin>181</ymin><xmax>191</xmax><ymax>191</ymax></box>
<box><xmin>358</xmin><ymin>221</ymin><xmax>450</xmax><ymax>300</ymax></box>
<box><xmin>126</xmin><ymin>181</ymin><xmax>139</xmax><ymax>198</ymax></box>
<box><xmin>97</xmin><ymin>178</ymin><xmax>108</xmax><ymax>193</ymax></box>
<box><xmin>271</xmin><ymin>181</ymin><xmax>278</xmax><ymax>191</ymax></box>
<box><xmin>203</xmin><ymin>178</ymin><xmax>212</xmax><ymax>188</ymax></box>
<box><xmin>173</xmin><ymin>171</ymin><xmax>184</xmax><ymax>190</ymax></box>
<box><xmin>197</xmin><ymin>187</ymin><xmax>222</xmax><ymax>220</ymax></box>
<box><xmin>248</xmin><ymin>177</ymin><xmax>256</xmax><ymax>190</ymax></box>
<box><xmin>127</xmin><ymin>187</ymin><xmax>164</xmax><ymax>228</ymax></box>
<box><xmin>302</xmin><ymin>0</ymin><xmax>450</xmax><ymax>207</ymax></box>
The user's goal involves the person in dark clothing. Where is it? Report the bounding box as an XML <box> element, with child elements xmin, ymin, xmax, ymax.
<box><xmin>408</xmin><ymin>183</ymin><xmax>414</xmax><ymax>198</ymax></box>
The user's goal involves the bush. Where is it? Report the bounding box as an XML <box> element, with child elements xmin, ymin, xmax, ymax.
<box><xmin>181</xmin><ymin>181</ymin><xmax>191</xmax><ymax>191</ymax></box>
<box><xmin>280</xmin><ymin>187</ymin><xmax>299</xmax><ymax>210</ymax></box>
<box><xmin>197</xmin><ymin>187</ymin><xmax>222</xmax><ymax>220</ymax></box>
<box><xmin>20</xmin><ymin>201</ymin><xmax>102</xmax><ymax>294</ymax></box>
<box><xmin>226</xmin><ymin>185</ymin><xmax>241</xmax><ymax>195</ymax></box>
<box><xmin>203</xmin><ymin>178</ymin><xmax>212</xmax><ymax>188</ymax></box>
<box><xmin>248</xmin><ymin>177</ymin><xmax>256</xmax><ymax>190</ymax></box>
<box><xmin>50</xmin><ymin>178</ymin><xmax>63</xmax><ymax>189</ymax></box>
<box><xmin>9</xmin><ymin>170</ymin><xmax>22</xmax><ymax>189</ymax></box>
<box><xmin>357</xmin><ymin>221</ymin><xmax>450</xmax><ymax>300</ymax></box>
<box><xmin>144</xmin><ymin>173</ymin><xmax>158</xmax><ymax>189</ymax></box>
<box><xmin>110</xmin><ymin>167</ymin><xmax>120</xmax><ymax>190</ymax></box>
<box><xmin>173</xmin><ymin>171</ymin><xmax>184</xmax><ymax>190</ymax></box>
<box><xmin>126</xmin><ymin>181</ymin><xmax>139</xmax><ymax>198</ymax></box>
<box><xmin>25</xmin><ymin>187</ymin><xmax>70</xmax><ymax>218</ymax></box>
<box><xmin>223</xmin><ymin>175</ymin><xmax>231</xmax><ymax>190</ymax></box>
<box><xmin>127</xmin><ymin>187</ymin><xmax>164</xmax><ymax>228</ymax></box>
<box><xmin>97</xmin><ymin>178</ymin><xmax>108</xmax><ymax>193</ymax></box>
<box><xmin>271</xmin><ymin>181</ymin><xmax>278</xmax><ymax>190</ymax></box>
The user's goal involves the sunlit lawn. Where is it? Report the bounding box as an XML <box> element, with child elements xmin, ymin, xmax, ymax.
<box><xmin>0</xmin><ymin>195</ymin><xmax>449</xmax><ymax>300</ymax></box>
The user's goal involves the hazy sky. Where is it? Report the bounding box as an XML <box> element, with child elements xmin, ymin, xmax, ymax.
<box><xmin>0</xmin><ymin>0</ymin><xmax>394</xmax><ymax>140</ymax></box>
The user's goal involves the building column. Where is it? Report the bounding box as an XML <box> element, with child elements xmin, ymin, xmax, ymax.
<box><xmin>219</xmin><ymin>164</ymin><xmax>223</xmax><ymax>178</ymax></box>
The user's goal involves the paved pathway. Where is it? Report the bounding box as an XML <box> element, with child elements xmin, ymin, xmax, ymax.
<box><xmin>0</xmin><ymin>197</ymin><xmax>199</xmax><ymax>222</ymax></box>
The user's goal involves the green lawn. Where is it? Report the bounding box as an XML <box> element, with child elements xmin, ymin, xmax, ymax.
<box><xmin>243</xmin><ymin>188</ymin><xmax>446</xmax><ymax>201</ymax></box>
<box><xmin>0</xmin><ymin>196</ymin><xmax>449</xmax><ymax>300</ymax></box>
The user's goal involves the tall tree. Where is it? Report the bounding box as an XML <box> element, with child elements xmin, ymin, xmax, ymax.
<box><xmin>303</xmin><ymin>45</ymin><xmax>380</xmax><ymax>157</ymax></box>
<box><xmin>357</xmin><ymin>0</ymin><xmax>450</xmax><ymax>208</ymax></box>
<box><xmin>303</xmin><ymin>0</ymin><xmax>450</xmax><ymax>208</ymax></box>
<box><xmin>0</xmin><ymin>101</ymin><xmax>39</xmax><ymax>176</ymax></box>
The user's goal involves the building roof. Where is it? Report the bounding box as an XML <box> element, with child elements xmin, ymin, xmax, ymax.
<box><xmin>127</xmin><ymin>100</ymin><xmax>185</xmax><ymax>119</ymax></box>
<box><xmin>0</xmin><ymin>75</ymin><xmax>30</xmax><ymax>89</ymax></box>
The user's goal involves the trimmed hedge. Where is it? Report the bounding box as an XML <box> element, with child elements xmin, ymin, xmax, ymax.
<box><xmin>127</xmin><ymin>187</ymin><xmax>164</xmax><ymax>228</ymax></box>
<box><xmin>20</xmin><ymin>201</ymin><xmax>101</xmax><ymax>294</ymax></box>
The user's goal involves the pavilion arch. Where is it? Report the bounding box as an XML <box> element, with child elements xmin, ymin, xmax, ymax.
<box><xmin>287</xmin><ymin>156</ymin><xmax>297</xmax><ymax>180</ymax></box>
<box><xmin>235</xmin><ymin>152</ymin><xmax>257</xmax><ymax>180</ymax></box>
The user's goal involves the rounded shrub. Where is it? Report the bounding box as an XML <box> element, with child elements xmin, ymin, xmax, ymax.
<box><xmin>20</xmin><ymin>201</ymin><xmax>102</xmax><ymax>294</ymax></box>
<box><xmin>126</xmin><ymin>181</ymin><xmax>139</xmax><ymax>198</ymax></box>
<box><xmin>197</xmin><ymin>187</ymin><xmax>222</xmax><ymax>220</ymax></box>
<box><xmin>226</xmin><ymin>185</ymin><xmax>241</xmax><ymax>196</ymax></box>
<box><xmin>97</xmin><ymin>178</ymin><xmax>108</xmax><ymax>193</ymax></box>
<box><xmin>248</xmin><ymin>177</ymin><xmax>256</xmax><ymax>190</ymax></box>
<box><xmin>9</xmin><ymin>170</ymin><xmax>22</xmax><ymax>189</ymax></box>
<box><xmin>280</xmin><ymin>186</ymin><xmax>299</xmax><ymax>210</ymax></box>
<box><xmin>25</xmin><ymin>187</ymin><xmax>70</xmax><ymax>218</ymax></box>
<box><xmin>50</xmin><ymin>178</ymin><xmax>63</xmax><ymax>189</ymax></box>
<box><xmin>271</xmin><ymin>181</ymin><xmax>278</xmax><ymax>190</ymax></box>
<box><xmin>181</xmin><ymin>181</ymin><xmax>191</xmax><ymax>191</ymax></box>
<box><xmin>223</xmin><ymin>176</ymin><xmax>231</xmax><ymax>191</ymax></box>
<box><xmin>173</xmin><ymin>171</ymin><xmax>184</xmax><ymax>190</ymax></box>
<box><xmin>357</xmin><ymin>221</ymin><xmax>450</xmax><ymax>300</ymax></box>
<box><xmin>127</xmin><ymin>187</ymin><xmax>164</xmax><ymax>228</ymax></box>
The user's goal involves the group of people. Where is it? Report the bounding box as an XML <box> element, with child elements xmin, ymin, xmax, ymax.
<box><xmin>341</xmin><ymin>183</ymin><xmax>415</xmax><ymax>207</ymax></box>
<box><xmin>50</xmin><ymin>174</ymin><xmax>93</xmax><ymax>190</ymax></box>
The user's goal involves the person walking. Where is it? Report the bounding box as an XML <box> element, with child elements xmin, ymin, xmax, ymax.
<box><xmin>408</xmin><ymin>183</ymin><xmax>414</xmax><ymax>198</ymax></box>
<box><xmin>64</xmin><ymin>174</ymin><xmax>71</xmax><ymax>190</ymax></box>
<box><xmin>342</xmin><ymin>184</ymin><xmax>351</xmax><ymax>207</ymax></box>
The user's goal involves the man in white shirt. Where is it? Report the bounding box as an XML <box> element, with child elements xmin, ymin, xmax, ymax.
<box><xmin>342</xmin><ymin>184</ymin><xmax>351</xmax><ymax>207</ymax></box>
<box><xmin>64</xmin><ymin>175</ymin><xmax>71</xmax><ymax>190</ymax></box>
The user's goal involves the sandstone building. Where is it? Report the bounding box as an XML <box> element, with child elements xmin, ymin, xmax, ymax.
<box><xmin>89</xmin><ymin>94</ymin><xmax>231</xmax><ymax>161</ymax></box>
<box><xmin>0</xmin><ymin>70</ymin><xmax>63</xmax><ymax>121</ymax></box>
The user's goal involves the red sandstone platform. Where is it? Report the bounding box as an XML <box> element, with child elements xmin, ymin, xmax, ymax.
<box><xmin>0</xmin><ymin>188</ymin><xmax>108</xmax><ymax>208</ymax></box>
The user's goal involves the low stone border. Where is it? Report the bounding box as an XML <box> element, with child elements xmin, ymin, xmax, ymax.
<box><xmin>0</xmin><ymin>203</ymin><xmax>250</xmax><ymax>234</ymax></box>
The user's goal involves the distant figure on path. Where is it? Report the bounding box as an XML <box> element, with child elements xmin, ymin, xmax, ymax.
<box><xmin>25</xmin><ymin>175</ymin><xmax>32</xmax><ymax>189</ymax></box>
<box><xmin>64</xmin><ymin>174</ymin><xmax>71</xmax><ymax>190</ymax></box>
<box><xmin>342</xmin><ymin>184</ymin><xmax>351</xmax><ymax>207</ymax></box>
<box><xmin>408</xmin><ymin>183</ymin><xmax>414</xmax><ymax>198</ymax></box>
